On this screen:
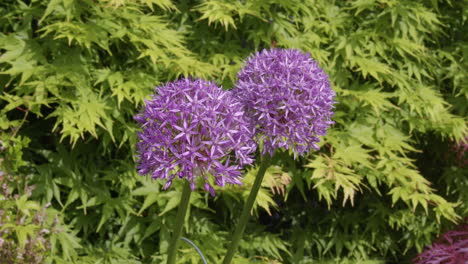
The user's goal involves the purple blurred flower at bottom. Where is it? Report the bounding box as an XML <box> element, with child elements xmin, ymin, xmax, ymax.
<box><xmin>135</xmin><ymin>78</ymin><xmax>256</xmax><ymax>196</ymax></box>
<box><xmin>453</xmin><ymin>136</ymin><xmax>468</xmax><ymax>167</ymax></box>
<box><xmin>234</xmin><ymin>48</ymin><xmax>336</xmax><ymax>157</ymax></box>
<box><xmin>413</xmin><ymin>222</ymin><xmax>468</xmax><ymax>264</ymax></box>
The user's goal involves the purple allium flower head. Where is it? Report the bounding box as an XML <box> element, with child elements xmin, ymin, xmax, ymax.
<box><xmin>413</xmin><ymin>222</ymin><xmax>468</xmax><ymax>264</ymax></box>
<box><xmin>135</xmin><ymin>78</ymin><xmax>256</xmax><ymax>196</ymax></box>
<box><xmin>234</xmin><ymin>48</ymin><xmax>336</xmax><ymax>156</ymax></box>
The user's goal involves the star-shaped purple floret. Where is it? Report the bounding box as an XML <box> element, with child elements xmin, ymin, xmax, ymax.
<box><xmin>234</xmin><ymin>48</ymin><xmax>336</xmax><ymax>156</ymax></box>
<box><xmin>135</xmin><ymin>78</ymin><xmax>256</xmax><ymax>196</ymax></box>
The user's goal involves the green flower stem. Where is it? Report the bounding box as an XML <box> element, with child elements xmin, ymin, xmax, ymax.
<box><xmin>222</xmin><ymin>154</ymin><xmax>272</xmax><ymax>264</ymax></box>
<box><xmin>292</xmin><ymin>230</ymin><xmax>306</xmax><ymax>263</ymax></box>
<box><xmin>167</xmin><ymin>180</ymin><xmax>192</xmax><ymax>264</ymax></box>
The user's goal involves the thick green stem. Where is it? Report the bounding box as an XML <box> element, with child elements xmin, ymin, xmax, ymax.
<box><xmin>292</xmin><ymin>229</ymin><xmax>306</xmax><ymax>263</ymax></box>
<box><xmin>167</xmin><ymin>180</ymin><xmax>192</xmax><ymax>264</ymax></box>
<box><xmin>222</xmin><ymin>155</ymin><xmax>272</xmax><ymax>264</ymax></box>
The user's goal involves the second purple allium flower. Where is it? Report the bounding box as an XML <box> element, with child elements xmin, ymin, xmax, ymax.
<box><xmin>135</xmin><ymin>78</ymin><xmax>256</xmax><ymax>196</ymax></box>
<box><xmin>234</xmin><ymin>48</ymin><xmax>336</xmax><ymax>156</ymax></box>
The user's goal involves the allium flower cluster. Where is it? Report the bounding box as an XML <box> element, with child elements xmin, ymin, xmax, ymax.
<box><xmin>135</xmin><ymin>79</ymin><xmax>256</xmax><ymax>196</ymax></box>
<box><xmin>234</xmin><ymin>48</ymin><xmax>336</xmax><ymax>156</ymax></box>
<box><xmin>413</xmin><ymin>222</ymin><xmax>468</xmax><ymax>264</ymax></box>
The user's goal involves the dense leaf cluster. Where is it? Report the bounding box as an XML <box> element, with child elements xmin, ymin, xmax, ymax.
<box><xmin>1</xmin><ymin>0</ymin><xmax>467</xmax><ymax>263</ymax></box>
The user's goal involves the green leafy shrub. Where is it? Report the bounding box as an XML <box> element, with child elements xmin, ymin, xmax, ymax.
<box><xmin>0</xmin><ymin>174</ymin><xmax>50</xmax><ymax>264</ymax></box>
<box><xmin>0</xmin><ymin>168</ymin><xmax>80</xmax><ymax>263</ymax></box>
<box><xmin>1</xmin><ymin>0</ymin><xmax>467</xmax><ymax>263</ymax></box>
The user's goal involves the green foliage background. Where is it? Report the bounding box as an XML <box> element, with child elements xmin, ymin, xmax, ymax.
<box><xmin>1</xmin><ymin>0</ymin><xmax>467</xmax><ymax>263</ymax></box>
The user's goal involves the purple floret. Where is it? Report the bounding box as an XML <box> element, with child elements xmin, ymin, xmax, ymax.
<box><xmin>234</xmin><ymin>48</ymin><xmax>336</xmax><ymax>156</ymax></box>
<box><xmin>135</xmin><ymin>78</ymin><xmax>256</xmax><ymax>196</ymax></box>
